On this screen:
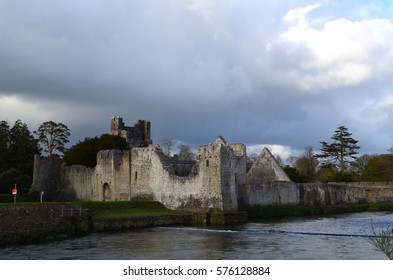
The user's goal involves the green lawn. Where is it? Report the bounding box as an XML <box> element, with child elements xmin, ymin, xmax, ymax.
<box><xmin>74</xmin><ymin>201</ymin><xmax>188</xmax><ymax>220</ymax></box>
<box><xmin>0</xmin><ymin>199</ymin><xmax>188</xmax><ymax>220</ymax></box>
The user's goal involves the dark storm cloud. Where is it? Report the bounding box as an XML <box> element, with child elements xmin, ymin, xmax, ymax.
<box><xmin>1</xmin><ymin>0</ymin><xmax>393</xmax><ymax>159</ymax></box>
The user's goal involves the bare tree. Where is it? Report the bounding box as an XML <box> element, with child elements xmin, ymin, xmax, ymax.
<box><xmin>177</xmin><ymin>144</ymin><xmax>195</xmax><ymax>161</ymax></box>
<box><xmin>159</xmin><ymin>138</ymin><xmax>173</xmax><ymax>157</ymax></box>
<box><xmin>246</xmin><ymin>153</ymin><xmax>259</xmax><ymax>171</ymax></box>
<box><xmin>274</xmin><ymin>154</ymin><xmax>285</xmax><ymax>168</ymax></box>
<box><xmin>351</xmin><ymin>154</ymin><xmax>374</xmax><ymax>176</ymax></box>
<box><xmin>295</xmin><ymin>146</ymin><xmax>319</xmax><ymax>182</ymax></box>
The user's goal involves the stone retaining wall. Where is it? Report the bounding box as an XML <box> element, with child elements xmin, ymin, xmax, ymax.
<box><xmin>0</xmin><ymin>205</ymin><xmax>89</xmax><ymax>245</ymax></box>
<box><xmin>92</xmin><ymin>215</ymin><xmax>194</xmax><ymax>231</ymax></box>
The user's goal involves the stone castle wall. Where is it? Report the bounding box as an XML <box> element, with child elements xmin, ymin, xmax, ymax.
<box><xmin>32</xmin><ymin>155</ymin><xmax>63</xmax><ymax>201</ymax></box>
<box><xmin>246</xmin><ymin>181</ymin><xmax>299</xmax><ymax>206</ymax></box>
<box><xmin>33</xmin><ymin>150</ymin><xmax>393</xmax><ymax>210</ymax></box>
<box><xmin>61</xmin><ymin>165</ymin><xmax>92</xmax><ymax>201</ymax></box>
<box><xmin>31</xmin><ymin>116</ymin><xmax>393</xmax><ymax>212</ymax></box>
<box><xmin>245</xmin><ymin>181</ymin><xmax>393</xmax><ymax>207</ymax></box>
<box><xmin>324</xmin><ymin>182</ymin><xmax>393</xmax><ymax>203</ymax></box>
<box><xmin>32</xmin><ymin>136</ymin><xmax>247</xmax><ymax>212</ymax></box>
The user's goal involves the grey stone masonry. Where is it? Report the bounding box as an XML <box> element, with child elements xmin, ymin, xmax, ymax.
<box><xmin>32</xmin><ymin>116</ymin><xmax>393</xmax><ymax>212</ymax></box>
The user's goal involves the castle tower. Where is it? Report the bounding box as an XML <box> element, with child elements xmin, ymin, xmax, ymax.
<box><xmin>198</xmin><ymin>136</ymin><xmax>247</xmax><ymax>211</ymax></box>
<box><xmin>110</xmin><ymin>116</ymin><xmax>152</xmax><ymax>148</ymax></box>
<box><xmin>111</xmin><ymin>116</ymin><xmax>125</xmax><ymax>136</ymax></box>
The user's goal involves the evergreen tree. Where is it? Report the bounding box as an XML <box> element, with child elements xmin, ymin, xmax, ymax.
<box><xmin>34</xmin><ymin>121</ymin><xmax>70</xmax><ymax>156</ymax></box>
<box><xmin>0</xmin><ymin>120</ymin><xmax>40</xmax><ymax>193</ymax></box>
<box><xmin>63</xmin><ymin>134</ymin><xmax>128</xmax><ymax>167</ymax></box>
<box><xmin>10</xmin><ymin>120</ymin><xmax>40</xmax><ymax>175</ymax></box>
<box><xmin>316</xmin><ymin>125</ymin><xmax>360</xmax><ymax>174</ymax></box>
<box><xmin>0</xmin><ymin>120</ymin><xmax>11</xmax><ymax>173</ymax></box>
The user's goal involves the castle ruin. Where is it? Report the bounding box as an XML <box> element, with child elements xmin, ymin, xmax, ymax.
<box><xmin>32</xmin><ymin>117</ymin><xmax>293</xmax><ymax>212</ymax></box>
<box><xmin>32</xmin><ymin>117</ymin><xmax>393</xmax><ymax>213</ymax></box>
<box><xmin>111</xmin><ymin>116</ymin><xmax>152</xmax><ymax>148</ymax></box>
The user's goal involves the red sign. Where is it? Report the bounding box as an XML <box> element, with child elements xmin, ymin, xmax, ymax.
<box><xmin>12</xmin><ymin>187</ymin><xmax>17</xmax><ymax>195</ymax></box>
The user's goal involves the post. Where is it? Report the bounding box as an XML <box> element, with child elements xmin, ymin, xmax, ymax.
<box><xmin>12</xmin><ymin>184</ymin><xmax>17</xmax><ymax>204</ymax></box>
<box><xmin>40</xmin><ymin>191</ymin><xmax>45</xmax><ymax>203</ymax></box>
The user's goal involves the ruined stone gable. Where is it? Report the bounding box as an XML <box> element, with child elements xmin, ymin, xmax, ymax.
<box><xmin>247</xmin><ymin>147</ymin><xmax>291</xmax><ymax>183</ymax></box>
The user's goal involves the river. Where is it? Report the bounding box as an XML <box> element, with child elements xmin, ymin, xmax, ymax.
<box><xmin>1</xmin><ymin>211</ymin><xmax>392</xmax><ymax>260</ymax></box>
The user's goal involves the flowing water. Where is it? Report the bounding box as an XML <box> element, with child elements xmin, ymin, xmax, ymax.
<box><xmin>1</xmin><ymin>212</ymin><xmax>392</xmax><ymax>260</ymax></box>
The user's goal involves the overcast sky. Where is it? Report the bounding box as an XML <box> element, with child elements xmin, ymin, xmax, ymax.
<box><xmin>1</xmin><ymin>0</ymin><xmax>393</xmax><ymax>161</ymax></box>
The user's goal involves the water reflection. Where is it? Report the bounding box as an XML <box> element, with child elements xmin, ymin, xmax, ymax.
<box><xmin>1</xmin><ymin>211</ymin><xmax>392</xmax><ymax>260</ymax></box>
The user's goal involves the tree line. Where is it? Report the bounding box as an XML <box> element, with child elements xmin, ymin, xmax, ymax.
<box><xmin>281</xmin><ymin>125</ymin><xmax>393</xmax><ymax>183</ymax></box>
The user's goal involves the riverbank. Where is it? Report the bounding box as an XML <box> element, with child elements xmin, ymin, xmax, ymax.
<box><xmin>75</xmin><ymin>201</ymin><xmax>248</xmax><ymax>231</ymax></box>
<box><xmin>0</xmin><ymin>204</ymin><xmax>89</xmax><ymax>246</ymax></box>
<box><xmin>2</xmin><ymin>201</ymin><xmax>393</xmax><ymax>246</ymax></box>
<box><xmin>0</xmin><ymin>201</ymin><xmax>247</xmax><ymax>245</ymax></box>
<box><xmin>0</xmin><ymin>201</ymin><xmax>192</xmax><ymax>245</ymax></box>
<box><xmin>76</xmin><ymin>201</ymin><xmax>195</xmax><ymax>232</ymax></box>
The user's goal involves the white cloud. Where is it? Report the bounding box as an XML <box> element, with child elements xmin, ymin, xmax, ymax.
<box><xmin>275</xmin><ymin>4</ymin><xmax>393</xmax><ymax>92</ymax></box>
<box><xmin>282</xmin><ymin>3</ymin><xmax>321</xmax><ymax>24</ymax></box>
<box><xmin>247</xmin><ymin>144</ymin><xmax>295</xmax><ymax>162</ymax></box>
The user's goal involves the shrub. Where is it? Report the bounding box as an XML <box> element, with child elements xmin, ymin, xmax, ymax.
<box><xmin>369</xmin><ymin>227</ymin><xmax>393</xmax><ymax>260</ymax></box>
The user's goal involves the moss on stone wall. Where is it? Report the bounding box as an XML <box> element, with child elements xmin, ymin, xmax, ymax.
<box><xmin>248</xmin><ymin>203</ymin><xmax>370</xmax><ymax>219</ymax></box>
<box><xmin>0</xmin><ymin>204</ymin><xmax>89</xmax><ymax>246</ymax></box>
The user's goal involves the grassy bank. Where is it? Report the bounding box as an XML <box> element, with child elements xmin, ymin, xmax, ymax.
<box><xmin>0</xmin><ymin>193</ymin><xmax>28</xmax><ymax>203</ymax></box>
<box><xmin>0</xmin><ymin>201</ymin><xmax>189</xmax><ymax>245</ymax></box>
<box><xmin>73</xmin><ymin>201</ymin><xmax>188</xmax><ymax>221</ymax></box>
<box><xmin>4</xmin><ymin>199</ymin><xmax>393</xmax><ymax>222</ymax></box>
<box><xmin>247</xmin><ymin>203</ymin><xmax>376</xmax><ymax>219</ymax></box>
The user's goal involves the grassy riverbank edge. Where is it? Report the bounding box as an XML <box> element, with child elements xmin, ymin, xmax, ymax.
<box><xmin>2</xmin><ymin>201</ymin><xmax>393</xmax><ymax>246</ymax></box>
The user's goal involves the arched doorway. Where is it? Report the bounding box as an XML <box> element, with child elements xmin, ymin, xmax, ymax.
<box><xmin>103</xmin><ymin>183</ymin><xmax>111</xmax><ymax>201</ymax></box>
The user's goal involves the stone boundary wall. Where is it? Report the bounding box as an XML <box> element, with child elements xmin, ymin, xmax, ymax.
<box><xmin>92</xmin><ymin>215</ymin><xmax>194</xmax><ymax>231</ymax></box>
<box><xmin>0</xmin><ymin>205</ymin><xmax>89</xmax><ymax>245</ymax></box>
<box><xmin>329</xmin><ymin>182</ymin><xmax>393</xmax><ymax>188</ymax></box>
<box><xmin>246</xmin><ymin>181</ymin><xmax>299</xmax><ymax>206</ymax></box>
<box><xmin>246</xmin><ymin>182</ymin><xmax>393</xmax><ymax>207</ymax></box>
